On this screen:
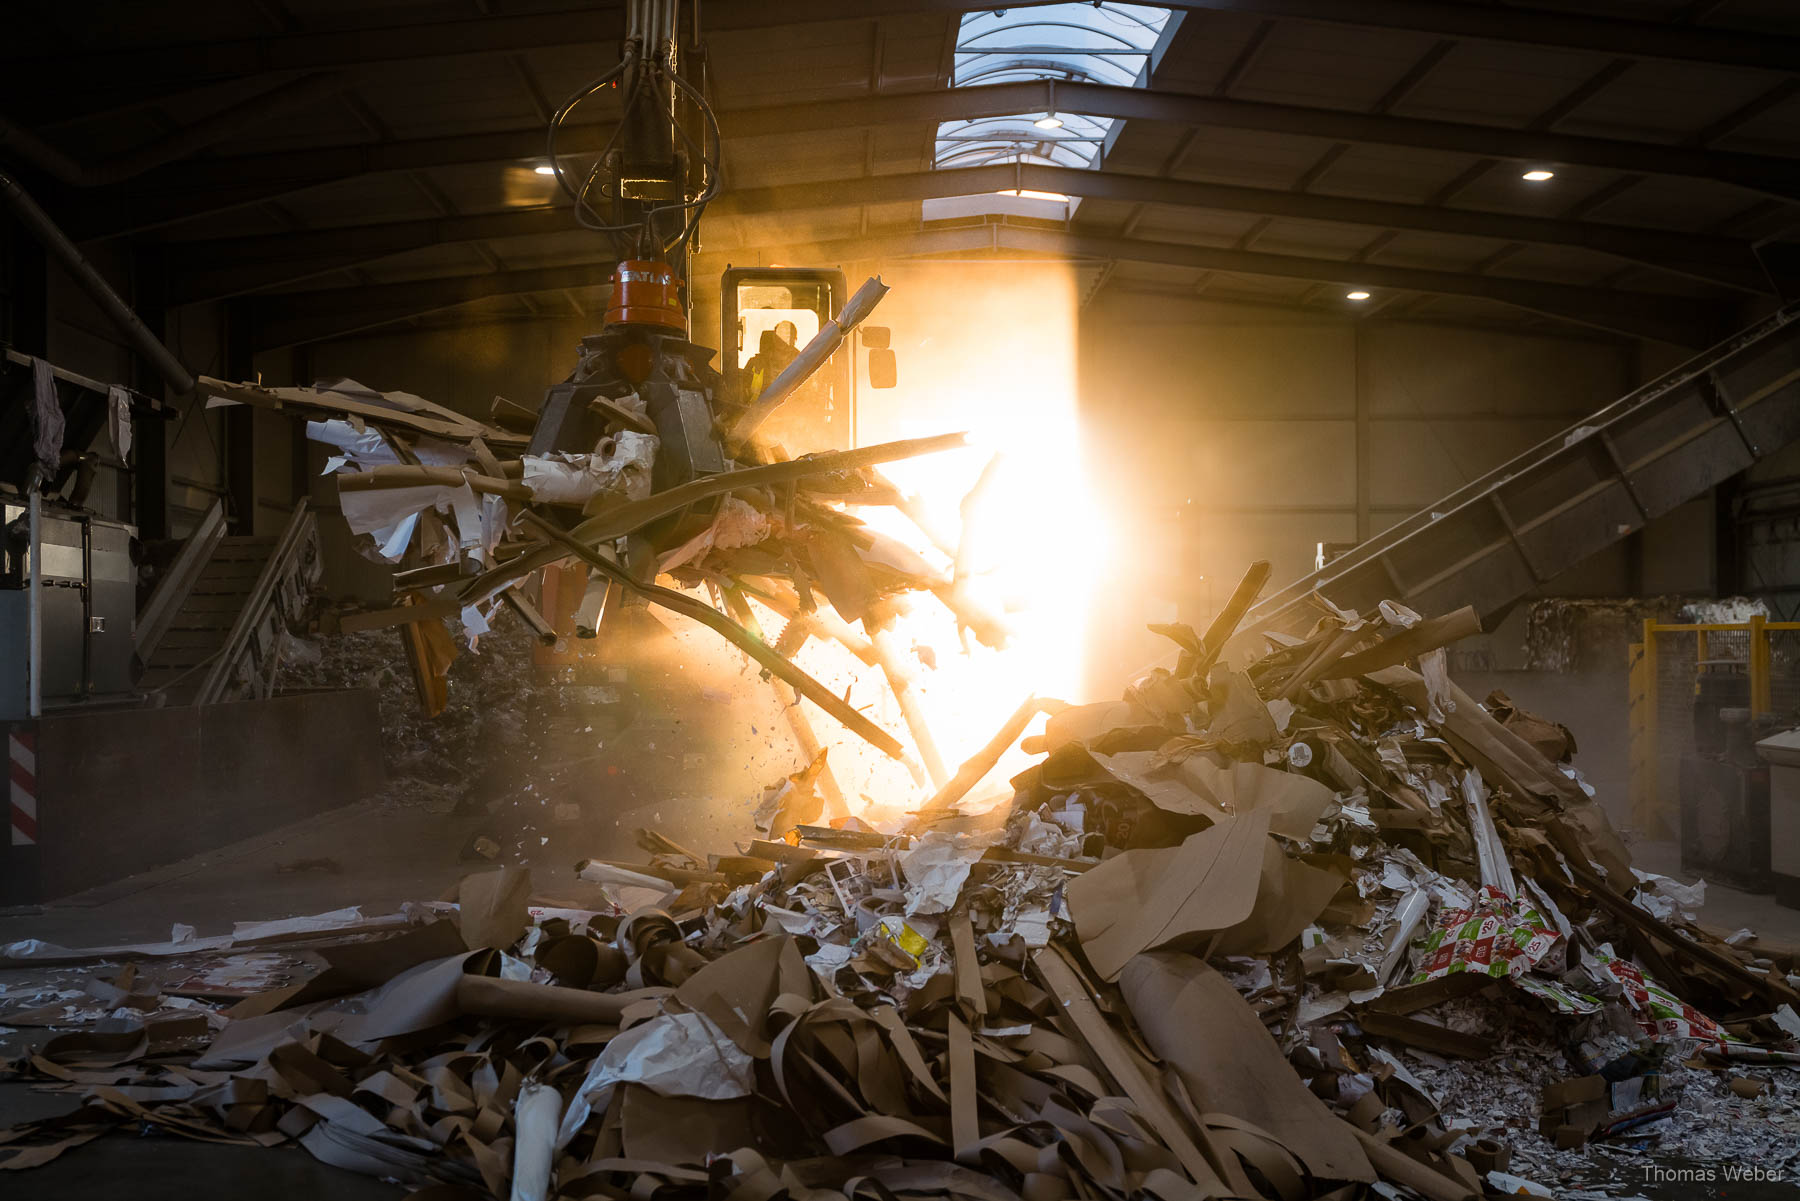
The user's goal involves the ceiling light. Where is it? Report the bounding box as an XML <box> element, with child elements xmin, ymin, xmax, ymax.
<box><xmin>534</xmin><ymin>165</ymin><xmax>556</xmax><ymax>176</ymax></box>
<box><xmin>995</xmin><ymin>189</ymin><xmax>1070</xmax><ymax>202</ymax></box>
<box><xmin>1521</xmin><ymin>169</ymin><xmax>1555</xmax><ymax>182</ymax></box>
<box><xmin>1346</xmin><ymin>290</ymin><xmax>1371</xmax><ymax>301</ymax></box>
<box><xmin>1034</xmin><ymin>115</ymin><xmax>1064</xmax><ymax>129</ymax></box>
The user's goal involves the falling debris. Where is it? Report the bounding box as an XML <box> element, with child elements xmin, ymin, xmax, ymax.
<box><xmin>203</xmin><ymin>370</ymin><xmax>986</xmax><ymax>765</ymax></box>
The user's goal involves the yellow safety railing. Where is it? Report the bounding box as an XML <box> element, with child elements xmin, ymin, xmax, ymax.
<box><xmin>1629</xmin><ymin>616</ymin><xmax>1799</xmax><ymax>837</ymax></box>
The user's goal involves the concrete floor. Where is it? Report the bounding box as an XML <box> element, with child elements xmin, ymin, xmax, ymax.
<box><xmin>1630</xmin><ymin>839</ymin><xmax>1800</xmax><ymax>942</ymax></box>
<box><xmin>5</xmin><ymin>803</ymin><xmax>1800</xmax><ymax>1197</ymax></box>
<box><xmin>0</xmin><ymin>677</ymin><xmax>796</xmax><ymax>1201</ymax></box>
<box><xmin>0</xmin><ymin>614</ymin><xmax>793</xmax><ymax>1198</ymax></box>
<box><xmin>0</xmin><ymin>797</ymin><xmax>588</xmax><ymax>1200</ymax></box>
<box><xmin>0</xmin><ymin>1121</ymin><xmax>402</xmax><ymax>1201</ymax></box>
<box><xmin>1</xmin><ymin>802</ymin><xmax>478</xmax><ymax>949</ymax></box>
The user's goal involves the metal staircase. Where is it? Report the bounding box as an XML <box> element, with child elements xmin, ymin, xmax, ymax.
<box><xmin>1244</xmin><ymin>304</ymin><xmax>1800</xmax><ymax>638</ymax></box>
<box><xmin>136</xmin><ymin>500</ymin><xmax>322</xmax><ymax>705</ymax></box>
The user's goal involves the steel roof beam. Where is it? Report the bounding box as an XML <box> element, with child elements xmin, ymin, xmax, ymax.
<box><xmin>250</xmin><ymin>260</ymin><xmax>618</xmax><ymax>348</ymax></box>
<box><xmin>62</xmin><ymin>77</ymin><xmax>1800</xmax><ymax>241</ymax></box>
<box><xmin>8</xmin><ymin>0</ymin><xmax>1794</xmax><ymax>105</ymax></box>
<box><xmin>994</xmin><ymin>226</ymin><xmax>1726</xmax><ymax>346</ymax></box>
<box><xmin>247</xmin><ymin>226</ymin><xmax>1004</xmax><ymax>347</ymax></box>
<box><xmin>723</xmin><ymin>81</ymin><xmax>1800</xmax><ymax>201</ymax></box>
<box><xmin>247</xmin><ymin>220</ymin><xmax>1727</xmax><ymax>350</ymax></box>
<box><xmin>0</xmin><ymin>2</ymin><xmax>974</xmax><ymax>105</ymax></box>
<box><xmin>1158</xmin><ymin>1</ymin><xmax>1800</xmax><ymax>75</ymax></box>
<box><xmin>166</xmin><ymin>160</ymin><xmax>1765</xmax><ymax>305</ymax></box>
<box><xmin>723</xmin><ymin>163</ymin><xmax>1765</xmax><ymax>292</ymax></box>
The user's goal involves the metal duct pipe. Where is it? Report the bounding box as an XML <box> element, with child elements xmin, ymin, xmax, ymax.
<box><xmin>0</xmin><ymin>72</ymin><xmax>347</xmax><ymax>188</ymax></box>
<box><xmin>0</xmin><ymin>167</ymin><xmax>196</xmax><ymax>394</ymax></box>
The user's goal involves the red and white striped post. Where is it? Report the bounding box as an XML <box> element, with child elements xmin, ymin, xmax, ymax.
<box><xmin>4</xmin><ymin>726</ymin><xmax>39</xmax><ymax>903</ymax></box>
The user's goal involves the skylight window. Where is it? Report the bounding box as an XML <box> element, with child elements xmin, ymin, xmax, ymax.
<box><xmin>926</xmin><ymin>3</ymin><xmax>1176</xmax><ymax>223</ymax></box>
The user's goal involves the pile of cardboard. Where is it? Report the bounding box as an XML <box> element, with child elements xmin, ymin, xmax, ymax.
<box><xmin>6</xmin><ymin>567</ymin><xmax>1800</xmax><ymax>1198</ymax></box>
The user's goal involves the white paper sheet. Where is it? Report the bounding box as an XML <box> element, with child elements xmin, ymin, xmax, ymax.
<box><xmin>899</xmin><ymin>832</ymin><xmax>993</xmax><ymax>915</ymax></box>
<box><xmin>555</xmin><ymin>1011</ymin><xmax>754</xmax><ymax>1148</ymax></box>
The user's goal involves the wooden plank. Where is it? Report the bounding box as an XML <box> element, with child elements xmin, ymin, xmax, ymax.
<box><xmin>442</xmin><ymin>432</ymin><xmax>972</xmax><ymax>619</ymax></box>
<box><xmin>198</xmin><ymin>376</ymin><xmax>491</xmax><ymax>442</ymax></box>
<box><xmin>980</xmin><ymin>847</ymin><xmax>1096</xmax><ymax>873</ymax></box>
<box><xmin>589</xmin><ymin>394</ymin><xmax>658</xmax><ymax>435</ymax></box>
<box><xmin>1568</xmin><ymin>862</ymin><xmax>1800</xmax><ymax>1008</ymax></box>
<box><xmin>574</xmin><ymin>858</ymin><xmax>726</xmax><ymax>887</ymax></box>
<box><xmin>499</xmin><ymin>585</ymin><xmax>558</xmax><ymax>646</ymax></box>
<box><xmin>1322</xmin><ymin>605</ymin><xmax>1483</xmax><ymax>680</ymax></box>
<box><xmin>397</xmin><ymin>593</ymin><xmax>455</xmax><ymax>717</ymax></box>
<box><xmin>394</xmin><ymin>560</ymin><xmax>479</xmax><ymax>590</ymax></box>
<box><xmin>564</xmin><ymin>432</ymin><xmax>968</xmax><ymax>547</ymax></box>
<box><xmin>336</xmin><ymin>594</ymin><xmax>462</xmax><ymax>633</ymax></box>
<box><xmin>1195</xmin><ymin>558</ymin><xmax>1271</xmax><ymax>676</ymax></box>
<box><xmin>790</xmin><ymin>828</ymin><xmax>1094</xmax><ymax>873</ymax></box>
<box><xmin>337</xmin><ymin>464</ymin><xmax>531</xmax><ymax>501</ymax></box>
<box><xmin>920</xmin><ymin>697</ymin><xmax>1041</xmax><ymax>813</ymax></box>
<box><xmin>746</xmin><ymin>840</ymin><xmax>820</xmax><ymax>865</ymax></box>
<box><xmin>523</xmin><ymin>510</ymin><xmax>908</xmax><ymax>759</ymax></box>
<box><xmin>1277</xmin><ymin>623</ymin><xmax>1369</xmax><ymax>700</ymax></box>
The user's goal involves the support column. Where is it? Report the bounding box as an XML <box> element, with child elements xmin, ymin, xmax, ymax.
<box><xmin>1620</xmin><ymin>338</ymin><xmax>1647</xmax><ymax>593</ymax></box>
<box><xmin>224</xmin><ymin>299</ymin><xmax>256</xmax><ymax>534</ymax></box>
<box><xmin>1629</xmin><ymin>617</ymin><xmax>1670</xmax><ymax>838</ymax></box>
<box><xmin>1353</xmin><ymin>320</ymin><xmax>1371</xmax><ymax>544</ymax></box>
<box><xmin>1713</xmin><ymin>476</ymin><xmax>1741</xmax><ymax>598</ymax></box>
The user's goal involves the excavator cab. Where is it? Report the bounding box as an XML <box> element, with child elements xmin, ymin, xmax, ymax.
<box><xmin>721</xmin><ymin>266</ymin><xmax>895</xmax><ymax>456</ymax></box>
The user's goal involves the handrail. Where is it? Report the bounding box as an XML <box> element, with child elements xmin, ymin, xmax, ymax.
<box><xmin>135</xmin><ymin>498</ymin><xmax>226</xmax><ymax>661</ymax></box>
<box><xmin>194</xmin><ymin>499</ymin><xmax>314</xmax><ymax>705</ymax></box>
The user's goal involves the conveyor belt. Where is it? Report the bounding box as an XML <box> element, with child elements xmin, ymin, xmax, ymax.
<box><xmin>1245</xmin><ymin>304</ymin><xmax>1800</xmax><ymax>637</ymax></box>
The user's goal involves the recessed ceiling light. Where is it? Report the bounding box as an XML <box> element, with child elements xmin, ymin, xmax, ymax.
<box><xmin>1034</xmin><ymin>115</ymin><xmax>1064</xmax><ymax>129</ymax></box>
<box><xmin>535</xmin><ymin>165</ymin><xmax>557</xmax><ymax>176</ymax></box>
<box><xmin>1522</xmin><ymin>169</ymin><xmax>1555</xmax><ymax>182</ymax></box>
<box><xmin>1346</xmin><ymin>290</ymin><xmax>1371</xmax><ymax>301</ymax></box>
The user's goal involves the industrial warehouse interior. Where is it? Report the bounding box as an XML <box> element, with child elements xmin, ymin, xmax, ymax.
<box><xmin>6</xmin><ymin>1</ymin><xmax>1800</xmax><ymax>1198</ymax></box>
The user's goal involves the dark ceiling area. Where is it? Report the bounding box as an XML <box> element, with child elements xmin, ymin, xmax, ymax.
<box><xmin>4</xmin><ymin>0</ymin><xmax>1799</xmax><ymax>350</ymax></box>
